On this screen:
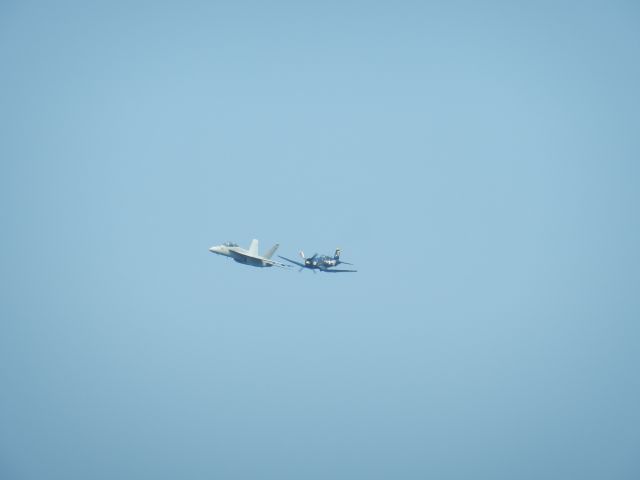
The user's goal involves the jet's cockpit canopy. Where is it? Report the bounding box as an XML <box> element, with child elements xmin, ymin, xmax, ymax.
<box><xmin>224</xmin><ymin>242</ymin><xmax>239</xmax><ymax>247</ymax></box>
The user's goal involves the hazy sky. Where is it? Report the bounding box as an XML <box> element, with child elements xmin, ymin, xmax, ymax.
<box><xmin>1</xmin><ymin>1</ymin><xmax>639</xmax><ymax>479</ymax></box>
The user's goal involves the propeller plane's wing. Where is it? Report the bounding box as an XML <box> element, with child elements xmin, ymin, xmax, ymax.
<box><xmin>322</xmin><ymin>268</ymin><xmax>358</xmax><ymax>273</ymax></box>
<box><xmin>278</xmin><ymin>255</ymin><xmax>307</xmax><ymax>268</ymax></box>
<box><xmin>263</xmin><ymin>258</ymin><xmax>291</xmax><ymax>268</ymax></box>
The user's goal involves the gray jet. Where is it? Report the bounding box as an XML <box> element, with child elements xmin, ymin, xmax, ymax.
<box><xmin>209</xmin><ymin>239</ymin><xmax>289</xmax><ymax>268</ymax></box>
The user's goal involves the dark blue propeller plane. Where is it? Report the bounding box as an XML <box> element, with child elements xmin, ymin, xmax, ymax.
<box><xmin>279</xmin><ymin>248</ymin><xmax>357</xmax><ymax>273</ymax></box>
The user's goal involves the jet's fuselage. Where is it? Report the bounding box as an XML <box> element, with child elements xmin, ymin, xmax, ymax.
<box><xmin>209</xmin><ymin>243</ymin><xmax>273</xmax><ymax>268</ymax></box>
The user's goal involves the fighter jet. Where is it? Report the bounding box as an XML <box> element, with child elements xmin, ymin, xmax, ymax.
<box><xmin>209</xmin><ymin>239</ymin><xmax>289</xmax><ymax>268</ymax></box>
<box><xmin>279</xmin><ymin>248</ymin><xmax>357</xmax><ymax>273</ymax></box>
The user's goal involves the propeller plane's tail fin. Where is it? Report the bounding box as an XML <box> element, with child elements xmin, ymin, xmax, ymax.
<box><xmin>334</xmin><ymin>248</ymin><xmax>353</xmax><ymax>265</ymax></box>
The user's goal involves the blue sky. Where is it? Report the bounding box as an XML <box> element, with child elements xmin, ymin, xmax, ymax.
<box><xmin>1</xmin><ymin>1</ymin><xmax>639</xmax><ymax>479</ymax></box>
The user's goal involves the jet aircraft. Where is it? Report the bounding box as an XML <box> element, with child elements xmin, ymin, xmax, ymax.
<box><xmin>279</xmin><ymin>248</ymin><xmax>357</xmax><ymax>273</ymax></box>
<box><xmin>209</xmin><ymin>239</ymin><xmax>289</xmax><ymax>268</ymax></box>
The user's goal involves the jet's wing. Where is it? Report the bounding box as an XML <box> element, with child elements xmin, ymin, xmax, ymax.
<box><xmin>278</xmin><ymin>255</ymin><xmax>307</xmax><ymax>268</ymax></box>
<box><xmin>322</xmin><ymin>268</ymin><xmax>358</xmax><ymax>273</ymax></box>
<box><xmin>227</xmin><ymin>249</ymin><xmax>256</xmax><ymax>261</ymax></box>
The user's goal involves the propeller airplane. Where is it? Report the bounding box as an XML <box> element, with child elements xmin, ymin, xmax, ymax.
<box><xmin>279</xmin><ymin>248</ymin><xmax>357</xmax><ymax>273</ymax></box>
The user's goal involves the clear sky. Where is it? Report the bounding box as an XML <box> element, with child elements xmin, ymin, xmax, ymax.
<box><xmin>1</xmin><ymin>1</ymin><xmax>639</xmax><ymax>479</ymax></box>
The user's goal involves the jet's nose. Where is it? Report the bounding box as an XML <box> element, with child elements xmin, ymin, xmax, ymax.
<box><xmin>209</xmin><ymin>246</ymin><xmax>220</xmax><ymax>253</ymax></box>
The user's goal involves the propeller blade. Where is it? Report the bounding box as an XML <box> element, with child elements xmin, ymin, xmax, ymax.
<box><xmin>299</xmin><ymin>251</ymin><xmax>305</xmax><ymax>259</ymax></box>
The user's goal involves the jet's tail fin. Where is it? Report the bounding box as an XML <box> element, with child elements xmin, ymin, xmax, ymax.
<box><xmin>264</xmin><ymin>243</ymin><xmax>279</xmax><ymax>259</ymax></box>
<box><xmin>334</xmin><ymin>248</ymin><xmax>342</xmax><ymax>260</ymax></box>
<box><xmin>248</xmin><ymin>239</ymin><xmax>259</xmax><ymax>256</ymax></box>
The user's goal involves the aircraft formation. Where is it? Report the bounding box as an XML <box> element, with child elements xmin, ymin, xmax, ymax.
<box><xmin>209</xmin><ymin>239</ymin><xmax>357</xmax><ymax>273</ymax></box>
